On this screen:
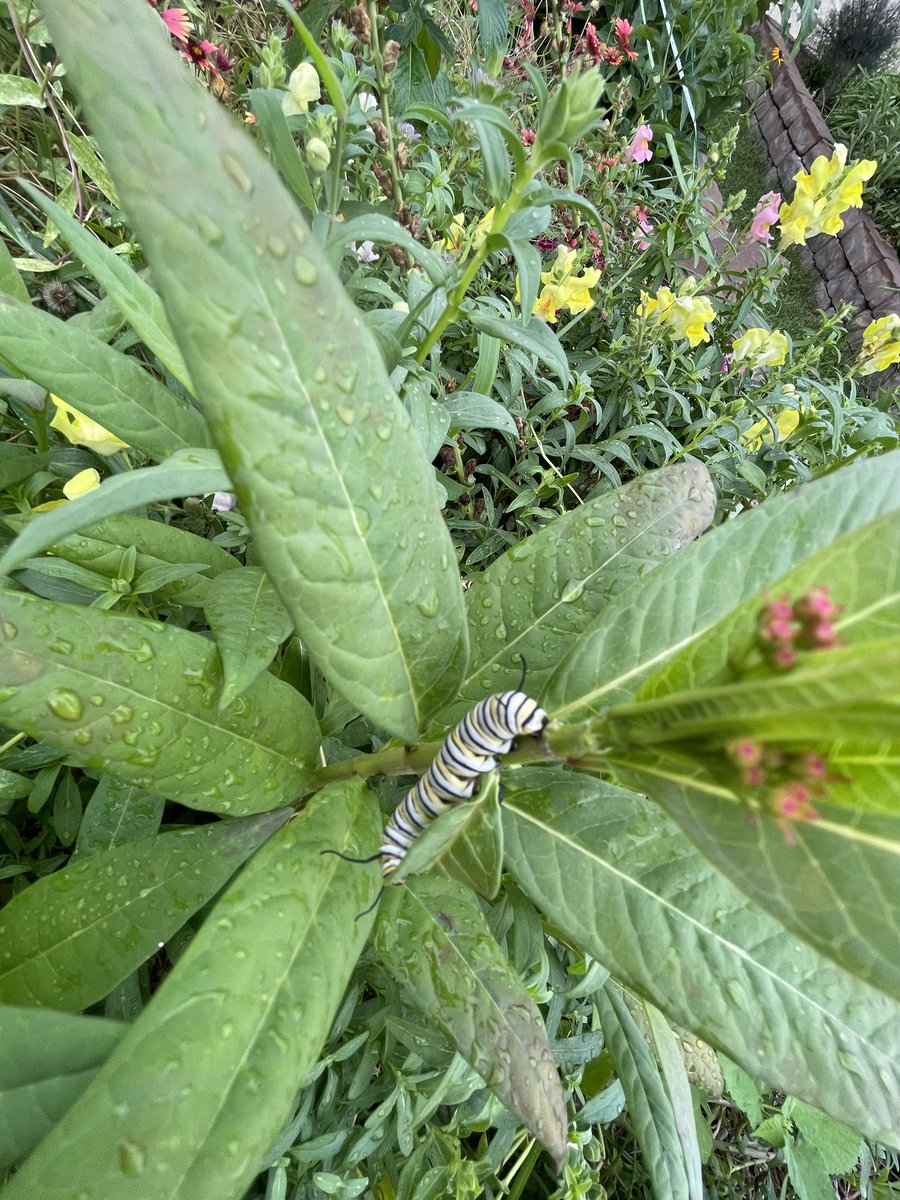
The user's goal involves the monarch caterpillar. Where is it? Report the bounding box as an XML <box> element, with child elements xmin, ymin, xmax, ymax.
<box><xmin>379</xmin><ymin>690</ymin><xmax>549</xmax><ymax>878</ymax></box>
<box><xmin>324</xmin><ymin>688</ymin><xmax>549</xmax><ymax>906</ymax></box>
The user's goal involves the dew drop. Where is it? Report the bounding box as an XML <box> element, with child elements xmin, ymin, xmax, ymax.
<box><xmin>89</xmin><ymin>694</ymin><xmax>105</xmax><ymax>707</ymax></box>
<box><xmin>117</xmin><ymin>1138</ymin><xmax>145</xmax><ymax>1176</ymax></box>
<box><xmin>50</xmin><ymin>638</ymin><xmax>73</xmax><ymax>655</ymax></box>
<box><xmin>73</xmin><ymin>729</ymin><xmax>92</xmax><ymax>745</ymax></box>
<box><xmin>0</xmin><ymin>622</ymin><xmax>17</xmax><ymax>640</ymax></box>
<box><xmin>221</xmin><ymin>152</ymin><xmax>254</xmax><ymax>195</ymax></box>
<box><xmin>266</xmin><ymin>235</ymin><xmax>288</xmax><ymax>258</ymax></box>
<box><xmin>48</xmin><ymin>689</ymin><xmax>83</xmax><ymax>721</ymax></box>
<box><xmin>293</xmin><ymin>256</ymin><xmax>318</xmax><ymax>285</ymax></box>
<box><xmin>195</xmin><ymin>213</ymin><xmax>225</xmax><ymax>246</ymax></box>
<box><xmin>313</xmin><ymin>366</ymin><xmax>327</xmax><ymax>384</ymax></box>
<box><xmin>417</xmin><ymin>594</ymin><xmax>440</xmax><ymax>618</ymax></box>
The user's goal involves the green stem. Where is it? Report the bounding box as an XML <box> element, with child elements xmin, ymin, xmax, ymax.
<box><xmin>415</xmin><ymin>166</ymin><xmax>538</xmax><ymax>364</ymax></box>
<box><xmin>367</xmin><ymin>0</ymin><xmax>404</xmax><ymax>212</ymax></box>
<box><xmin>301</xmin><ymin>717</ymin><xmax>603</xmax><ymax>798</ymax></box>
<box><xmin>326</xmin><ymin>115</ymin><xmax>347</xmax><ymax>221</ymax></box>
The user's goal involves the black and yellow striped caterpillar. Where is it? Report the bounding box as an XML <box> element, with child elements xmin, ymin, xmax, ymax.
<box><xmin>379</xmin><ymin>690</ymin><xmax>549</xmax><ymax>877</ymax></box>
<box><xmin>324</xmin><ymin>690</ymin><xmax>549</xmax><ymax>900</ymax></box>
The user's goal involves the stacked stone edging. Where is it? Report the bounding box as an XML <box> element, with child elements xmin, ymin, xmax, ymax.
<box><xmin>749</xmin><ymin>16</ymin><xmax>900</xmax><ymax>390</ymax></box>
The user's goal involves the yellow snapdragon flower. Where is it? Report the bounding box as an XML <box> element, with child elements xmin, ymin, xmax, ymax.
<box><xmin>742</xmin><ymin>408</ymin><xmax>800</xmax><ymax>451</ymax></box>
<box><xmin>49</xmin><ymin>396</ymin><xmax>129</xmax><ymax>456</ymax></box>
<box><xmin>518</xmin><ymin>245</ymin><xmax>600</xmax><ymax>323</ymax></box>
<box><xmin>778</xmin><ymin>145</ymin><xmax>876</xmax><ymax>248</ymax></box>
<box><xmin>33</xmin><ymin>468</ymin><xmax>102</xmax><ymax>512</ymax></box>
<box><xmin>857</xmin><ymin>313</ymin><xmax>900</xmax><ymax>375</ymax></box>
<box><xmin>443</xmin><ymin>213</ymin><xmax>466</xmax><ymax>252</ymax></box>
<box><xmin>731</xmin><ymin>327</ymin><xmax>789</xmax><ymax>368</ymax></box>
<box><xmin>637</xmin><ymin>284</ymin><xmax>716</xmax><ymax>348</ymax></box>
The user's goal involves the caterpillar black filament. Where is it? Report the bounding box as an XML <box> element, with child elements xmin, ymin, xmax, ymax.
<box><xmin>379</xmin><ymin>690</ymin><xmax>549</xmax><ymax>878</ymax></box>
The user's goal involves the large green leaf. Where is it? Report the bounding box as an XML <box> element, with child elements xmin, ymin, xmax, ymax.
<box><xmin>611</xmin><ymin>751</ymin><xmax>900</xmax><ymax>1003</ymax></box>
<box><xmin>0</xmin><ymin>1006</ymin><xmax>126</xmax><ymax>1169</ymax></box>
<box><xmin>545</xmin><ymin>452</ymin><xmax>900</xmax><ymax>719</ymax></box>
<box><xmin>438</xmin><ymin>461</ymin><xmax>715</xmax><ymax>726</ymax></box>
<box><xmin>1</xmin><ymin>781</ymin><xmax>381</xmax><ymax>1200</ymax></box>
<box><xmin>0</xmin><ymin>810</ymin><xmax>289</xmax><ymax>1010</ymax></box>
<box><xmin>595</xmin><ymin>984</ymin><xmax>701</xmax><ymax>1200</ymax></box>
<box><xmin>376</xmin><ymin>874</ymin><xmax>567</xmax><ymax>1170</ymax></box>
<box><xmin>38</xmin><ymin>0</ymin><xmax>468</xmax><ymax>740</ymax></box>
<box><xmin>501</xmin><ymin>769</ymin><xmax>900</xmax><ymax>1147</ymax></box>
<box><xmin>0</xmin><ymin>449</ymin><xmax>230</xmax><ymax>577</ymax></box>
<box><xmin>0</xmin><ymin>294</ymin><xmax>209</xmax><ymax>459</ymax></box>
<box><xmin>0</xmin><ymin>590</ymin><xmax>318</xmax><ymax>812</ymax></box>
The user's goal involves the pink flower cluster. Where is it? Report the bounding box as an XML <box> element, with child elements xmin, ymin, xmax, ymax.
<box><xmin>578</xmin><ymin>15</ymin><xmax>639</xmax><ymax>66</ymax></box>
<box><xmin>757</xmin><ymin>587</ymin><xmax>840</xmax><ymax>669</ymax></box>
<box><xmin>146</xmin><ymin>1</ymin><xmax>234</xmax><ymax>79</ymax></box>
<box><xmin>727</xmin><ymin>739</ymin><xmax>835</xmax><ymax>841</ymax></box>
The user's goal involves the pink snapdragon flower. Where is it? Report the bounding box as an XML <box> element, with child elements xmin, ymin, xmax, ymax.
<box><xmin>625</xmin><ymin>124</ymin><xmax>653</xmax><ymax>164</ymax></box>
<box><xmin>746</xmin><ymin>191</ymin><xmax>781</xmax><ymax>245</ymax></box>
<box><xmin>633</xmin><ymin>204</ymin><xmax>653</xmax><ymax>249</ymax></box>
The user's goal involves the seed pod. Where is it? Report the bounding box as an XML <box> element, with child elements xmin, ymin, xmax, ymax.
<box><xmin>382</xmin><ymin>39</ymin><xmax>400</xmax><ymax>72</ymax></box>
<box><xmin>347</xmin><ymin>4</ymin><xmax>371</xmax><ymax>43</ymax></box>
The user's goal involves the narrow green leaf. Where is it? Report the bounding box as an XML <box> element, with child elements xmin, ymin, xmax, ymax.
<box><xmin>0</xmin><ymin>294</ymin><xmax>209</xmax><ymax>459</ymax></box>
<box><xmin>502</xmin><ymin>769</ymin><xmax>900</xmax><ymax>1147</ymax></box>
<box><xmin>72</xmin><ymin>778</ymin><xmax>165</xmax><ymax>861</ymax></box>
<box><xmin>248</xmin><ymin>88</ymin><xmax>317</xmax><ymax>215</ymax></box>
<box><xmin>1</xmin><ymin>782</ymin><xmax>381</xmax><ymax>1200</ymax></box>
<box><xmin>204</xmin><ymin>566</ymin><xmax>294</xmax><ymax>710</ymax></box>
<box><xmin>0</xmin><ymin>768</ymin><xmax>32</xmax><ymax>803</ymax></box>
<box><xmin>470</xmin><ymin>311</ymin><xmax>569</xmax><ymax>387</ymax></box>
<box><xmin>439</xmin><ymin>462</ymin><xmax>716</xmax><ymax>725</ymax></box>
<box><xmin>0</xmin><ymin>449</ymin><xmax>230</xmax><ymax>577</ymax></box>
<box><xmin>0</xmin><ymin>590</ymin><xmax>318</xmax><ymax>813</ymax></box>
<box><xmin>68</xmin><ymin>132</ymin><xmax>119</xmax><ymax>206</ymax></box>
<box><xmin>545</xmin><ymin>451</ymin><xmax>900</xmax><ymax>719</ymax></box>
<box><xmin>643</xmin><ymin>1001</ymin><xmax>705</xmax><ymax>1200</ymax></box>
<box><xmin>0</xmin><ymin>1006</ymin><xmax>126</xmax><ymax>1170</ymax></box>
<box><xmin>328</xmin><ymin>213</ymin><xmax>449</xmax><ymax>284</ymax></box>
<box><xmin>0</xmin><ymin>233</ymin><xmax>29</xmax><ymax>302</ymax></box>
<box><xmin>500</xmin><ymin>236</ymin><xmax>542</xmax><ymax>324</ymax></box>
<box><xmin>23</xmin><ymin>184</ymin><xmax>191</xmax><ymax>391</ymax></box>
<box><xmin>594</xmin><ymin>984</ymin><xmax>698</xmax><ymax>1200</ymax></box>
<box><xmin>0</xmin><ymin>809</ymin><xmax>290</xmax><ymax>1010</ymax></box>
<box><xmin>441</xmin><ymin>390</ymin><xmax>517</xmax><ymax>436</ymax></box>
<box><xmin>38</xmin><ymin>0</ymin><xmax>469</xmax><ymax>740</ymax></box>
<box><xmin>611</xmin><ymin>751</ymin><xmax>900</xmax><ymax>1003</ymax></box>
<box><xmin>376</xmin><ymin>874</ymin><xmax>568</xmax><ymax>1170</ymax></box>
<box><xmin>471</xmin><ymin>333</ymin><xmax>500</xmax><ymax>398</ymax></box>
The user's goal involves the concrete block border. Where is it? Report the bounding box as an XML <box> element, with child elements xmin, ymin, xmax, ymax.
<box><xmin>749</xmin><ymin>16</ymin><xmax>899</xmax><ymax>390</ymax></box>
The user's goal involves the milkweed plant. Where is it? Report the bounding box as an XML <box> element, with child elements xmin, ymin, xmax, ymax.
<box><xmin>0</xmin><ymin>1</ymin><xmax>898</xmax><ymax>1199</ymax></box>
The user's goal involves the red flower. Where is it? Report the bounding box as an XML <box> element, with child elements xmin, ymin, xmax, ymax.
<box><xmin>182</xmin><ymin>37</ymin><xmax>234</xmax><ymax>79</ymax></box>
<box><xmin>160</xmin><ymin>6</ymin><xmax>190</xmax><ymax>43</ymax></box>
